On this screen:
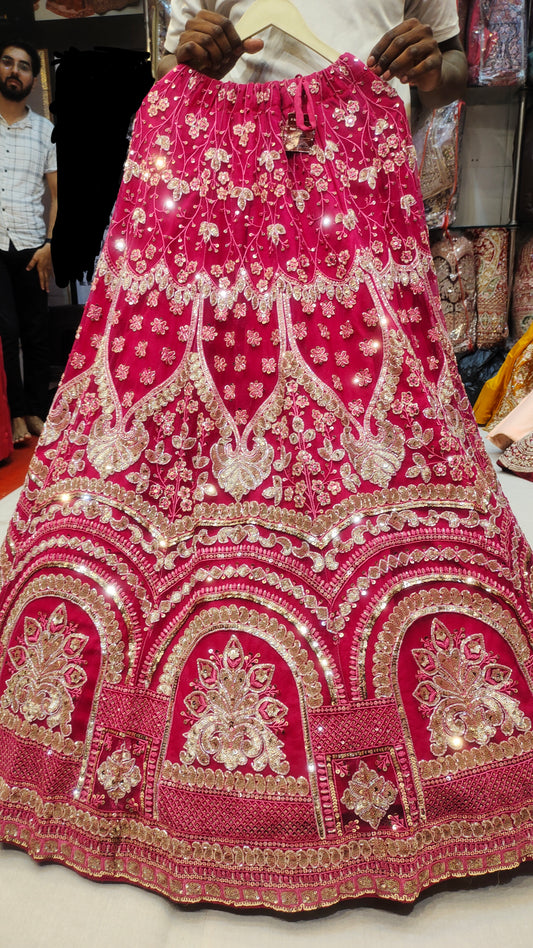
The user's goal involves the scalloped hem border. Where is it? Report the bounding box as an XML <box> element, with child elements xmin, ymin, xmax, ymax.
<box><xmin>2</xmin><ymin>813</ymin><xmax>533</xmax><ymax>912</ymax></box>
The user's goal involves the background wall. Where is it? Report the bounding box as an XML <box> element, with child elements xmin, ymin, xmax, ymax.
<box><xmin>0</xmin><ymin>1</ymin><xmax>147</xmax><ymax>58</ymax></box>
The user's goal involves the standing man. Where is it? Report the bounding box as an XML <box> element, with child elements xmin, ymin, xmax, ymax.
<box><xmin>0</xmin><ymin>41</ymin><xmax>57</xmax><ymax>446</ymax></box>
<box><xmin>156</xmin><ymin>1</ymin><xmax>467</xmax><ymax>113</ymax></box>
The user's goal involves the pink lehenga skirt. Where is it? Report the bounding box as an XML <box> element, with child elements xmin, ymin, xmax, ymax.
<box><xmin>2</xmin><ymin>55</ymin><xmax>533</xmax><ymax>912</ymax></box>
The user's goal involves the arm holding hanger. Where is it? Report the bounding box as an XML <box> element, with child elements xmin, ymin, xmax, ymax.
<box><xmin>157</xmin><ymin>9</ymin><xmax>264</xmax><ymax>81</ymax></box>
<box><xmin>156</xmin><ymin>4</ymin><xmax>466</xmax><ymax>104</ymax></box>
<box><xmin>367</xmin><ymin>19</ymin><xmax>467</xmax><ymax>109</ymax></box>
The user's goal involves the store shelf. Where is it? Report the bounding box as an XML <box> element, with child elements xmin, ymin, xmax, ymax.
<box><xmin>454</xmin><ymin>87</ymin><xmax>523</xmax><ymax>229</ymax></box>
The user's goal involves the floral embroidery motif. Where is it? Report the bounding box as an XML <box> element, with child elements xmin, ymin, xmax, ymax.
<box><xmin>3</xmin><ymin>51</ymin><xmax>533</xmax><ymax>914</ymax></box>
<box><xmin>413</xmin><ymin>619</ymin><xmax>531</xmax><ymax>756</ymax></box>
<box><xmin>97</xmin><ymin>743</ymin><xmax>142</xmax><ymax>801</ymax></box>
<box><xmin>180</xmin><ymin>636</ymin><xmax>290</xmax><ymax>774</ymax></box>
<box><xmin>1</xmin><ymin>604</ymin><xmax>88</xmax><ymax>737</ymax></box>
<box><xmin>341</xmin><ymin>761</ymin><xmax>398</xmax><ymax>829</ymax></box>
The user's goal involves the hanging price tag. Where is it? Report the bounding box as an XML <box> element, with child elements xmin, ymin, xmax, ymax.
<box><xmin>281</xmin><ymin>112</ymin><xmax>316</xmax><ymax>153</ymax></box>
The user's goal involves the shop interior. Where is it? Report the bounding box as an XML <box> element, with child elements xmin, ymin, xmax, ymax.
<box><xmin>1</xmin><ymin>3</ymin><xmax>533</xmax><ymax>946</ymax></box>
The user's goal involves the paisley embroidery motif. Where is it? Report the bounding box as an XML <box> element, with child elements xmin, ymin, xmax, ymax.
<box><xmin>87</xmin><ymin>414</ymin><xmax>150</xmax><ymax>476</ymax></box>
<box><xmin>210</xmin><ymin>437</ymin><xmax>274</xmax><ymax>500</ymax></box>
<box><xmin>341</xmin><ymin>420</ymin><xmax>405</xmax><ymax>487</ymax></box>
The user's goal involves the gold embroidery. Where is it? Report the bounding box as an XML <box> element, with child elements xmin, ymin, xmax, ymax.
<box><xmin>419</xmin><ymin>729</ymin><xmax>533</xmax><ymax>778</ymax></box>
<box><xmin>372</xmin><ymin>588</ymin><xmax>532</xmax><ymax>700</ymax></box>
<box><xmin>413</xmin><ymin>618</ymin><xmax>531</xmax><ymax>756</ymax></box>
<box><xmin>341</xmin><ymin>421</ymin><xmax>405</xmax><ymax>487</ymax></box>
<box><xmin>1</xmin><ymin>574</ymin><xmax>125</xmax><ymax>685</ymax></box>
<box><xmin>0</xmin><ymin>706</ymin><xmax>84</xmax><ymax>757</ymax></box>
<box><xmin>2</xmin><ymin>771</ymin><xmax>533</xmax><ymax>908</ymax></box>
<box><xmin>340</xmin><ymin>761</ymin><xmax>397</xmax><ymax>829</ymax></box>
<box><xmin>161</xmin><ymin>760</ymin><xmax>309</xmax><ymax>796</ymax></box>
<box><xmin>1</xmin><ymin>604</ymin><xmax>88</xmax><ymax>737</ymax></box>
<box><xmin>155</xmin><ymin>605</ymin><xmax>325</xmax><ymax>836</ymax></box>
<box><xmin>87</xmin><ymin>414</ymin><xmax>150</xmax><ymax>477</ymax></box>
<box><xmin>97</xmin><ymin>743</ymin><xmax>142</xmax><ymax>800</ymax></box>
<box><xmin>12</xmin><ymin>474</ymin><xmax>497</xmax><ymax>554</ymax></box>
<box><xmin>155</xmin><ymin>605</ymin><xmax>323</xmax><ymax>708</ymax></box>
<box><xmin>180</xmin><ymin>636</ymin><xmax>289</xmax><ymax>774</ymax></box>
<box><xmin>210</xmin><ymin>437</ymin><xmax>274</xmax><ymax>500</ymax></box>
<box><xmin>96</xmin><ymin>245</ymin><xmax>433</xmax><ymax>325</ymax></box>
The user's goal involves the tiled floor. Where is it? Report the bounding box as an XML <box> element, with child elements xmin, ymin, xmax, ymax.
<box><xmin>0</xmin><ymin>435</ymin><xmax>532</xmax><ymax>947</ymax></box>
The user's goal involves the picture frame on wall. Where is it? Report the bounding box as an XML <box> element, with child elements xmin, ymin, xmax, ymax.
<box><xmin>33</xmin><ymin>0</ymin><xmax>144</xmax><ymax>21</ymax></box>
<box><xmin>145</xmin><ymin>0</ymin><xmax>171</xmax><ymax>72</ymax></box>
<box><xmin>27</xmin><ymin>48</ymin><xmax>52</xmax><ymax>121</ymax></box>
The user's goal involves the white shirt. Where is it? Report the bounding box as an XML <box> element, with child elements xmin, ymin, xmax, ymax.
<box><xmin>0</xmin><ymin>107</ymin><xmax>57</xmax><ymax>251</ymax></box>
<box><xmin>164</xmin><ymin>0</ymin><xmax>460</xmax><ymax>108</ymax></box>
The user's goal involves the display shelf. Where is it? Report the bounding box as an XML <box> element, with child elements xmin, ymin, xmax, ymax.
<box><xmin>454</xmin><ymin>87</ymin><xmax>523</xmax><ymax>229</ymax></box>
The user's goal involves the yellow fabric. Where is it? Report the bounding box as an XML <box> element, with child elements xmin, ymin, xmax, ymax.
<box><xmin>474</xmin><ymin>322</ymin><xmax>533</xmax><ymax>427</ymax></box>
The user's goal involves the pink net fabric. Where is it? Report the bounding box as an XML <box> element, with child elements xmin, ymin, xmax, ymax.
<box><xmin>1</xmin><ymin>56</ymin><xmax>533</xmax><ymax>911</ymax></box>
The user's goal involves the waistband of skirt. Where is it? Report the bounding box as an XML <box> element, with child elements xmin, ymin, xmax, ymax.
<box><xmin>173</xmin><ymin>52</ymin><xmax>374</xmax><ymax>110</ymax></box>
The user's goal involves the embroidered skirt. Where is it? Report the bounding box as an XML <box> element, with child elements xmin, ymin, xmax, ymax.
<box><xmin>1</xmin><ymin>55</ymin><xmax>533</xmax><ymax>912</ymax></box>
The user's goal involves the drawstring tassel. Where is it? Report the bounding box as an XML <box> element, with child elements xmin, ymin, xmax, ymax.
<box><xmin>281</xmin><ymin>76</ymin><xmax>317</xmax><ymax>153</ymax></box>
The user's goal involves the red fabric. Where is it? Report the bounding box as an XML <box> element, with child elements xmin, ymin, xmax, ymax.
<box><xmin>1</xmin><ymin>57</ymin><xmax>533</xmax><ymax>912</ymax></box>
<box><xmin>467</xmin><ymin>0</ymin><xmax>527</xmax><ymax>86</ymax></box>
<box><xmin>0</xmin><ymin>340</ymin><xmax>12</xmax><ymax>462</ymax></box>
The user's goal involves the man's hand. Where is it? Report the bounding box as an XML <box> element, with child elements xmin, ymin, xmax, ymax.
<box><xmin>367</xmin><ymin>19</ymin><xmax>467</xmax><ymax>108</ymax></box>
<box><xmin>26</xmin><ymin>243</ymin><xmax>53</xmax><ymax>293</ymax></box>
<box><xmin>163</xmin><ymin>11</ymin><xmax>263</xmax><ymax>81</ymax></box>
<box><xmin>367</xmin><ymin>19</ymin><xmax>443</xmax><ymax>92</ymax></box>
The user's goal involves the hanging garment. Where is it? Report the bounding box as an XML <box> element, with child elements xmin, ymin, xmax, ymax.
<box><xmin>430</xmin><ymin>231</ymin><xmax>477</xmax><ymax>353</ymax></box>
<box><xmin>471</xmin><ymin>227</ymin><xmax>509</xmax><ymax>350</ymax></box>
<box><xmin>50</xmin><ymin>47</ymin><xmax>153</xmax><ymax>286</ymax></box>
<box><xmin>1</xmin><ymin>56</ymin><xmax>533</xmax><ymax>913</ymax></box>
<box><xmin>412</xmin><ymin>100</ymin><xmax>464</xmax><ymax>230</ymax></box>
<box><xmin>474</xmin><ymin>321</ymin><xmax>533</xmax><ymax>428</ymax></box>
<box><xmin>467</xmin><ymin>0</ymin><xmax>527</xmax><ymax>86</ymax></box>
<box><xmin>44</xmin><ymin>0</ymin><xmax>138</xmax><ymax>16</ymax></box>
<box><xmin>511</xmin><ymin>236</ymin><xmax>533</xmax><ymax>340</ymax></box>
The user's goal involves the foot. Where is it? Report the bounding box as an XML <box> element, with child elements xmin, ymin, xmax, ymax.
<box><xmin>12</xmin><ymin>416</ymin><xmax>31</xmax><ymax>446</ymax></box>
<box><xmin>25</xmin><ymin>415</ymin><xmax>45</xmax><ymax>437</ymax></box>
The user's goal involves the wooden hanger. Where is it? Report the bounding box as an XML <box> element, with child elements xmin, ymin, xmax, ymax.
<box><xmin>236</xmin><ymin>0</ymin><xmax>339</xmax><ymax>64</ymax></box>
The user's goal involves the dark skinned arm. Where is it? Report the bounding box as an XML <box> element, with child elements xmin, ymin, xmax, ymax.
<box><xmin>367</xmin><ymin>20</ymin><xmax>467</xmax><ymax>108</ymax></box>
<box><xmin>156</xmin><ymin>11</ymin><xmax>263</xmax><ymax>81</ymax></box>
<box><xmin>156</xmin><ymin>12</ymin><xmax>468</xmax><ymax>111</ymax></box>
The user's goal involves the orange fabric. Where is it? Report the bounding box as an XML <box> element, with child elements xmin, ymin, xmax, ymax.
<box><xmin>474</xmin><ymin>322</ymin><xmax>533</xmax><ymax>426</ymax></box>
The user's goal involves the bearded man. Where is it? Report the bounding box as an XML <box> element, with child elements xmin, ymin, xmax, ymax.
<box><xmin>0</xmin><ymin>41</ymin><xmax>57</xmax><ymax>445</ymax></box>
